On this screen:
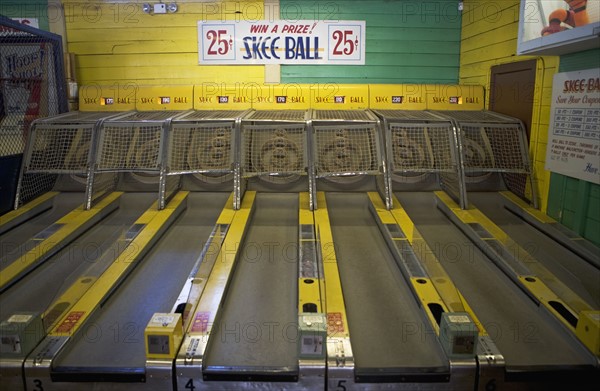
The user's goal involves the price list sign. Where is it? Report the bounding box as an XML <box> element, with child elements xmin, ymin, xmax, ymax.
<box><xmin>198</xmin><ymin>20</ymin><xmax>365</xmax><ymax>65</ymax></box>
<box><xmin>546</xmin><ymin>68</ymin><xmax>600</xmax><ymax>184</ymax></box>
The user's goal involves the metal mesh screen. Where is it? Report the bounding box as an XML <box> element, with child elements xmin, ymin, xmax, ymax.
<box><xmin>484</xmin><ymin>124</ymin><xmax>530</xmax><ymax>199</ymax></box>
<box><xmin>26</xmin><ymin>124</ymin><xmax>93</xmax><ymax>173</ymax></box>
<box><xmin>460</xmin><ymin>125</ymin><xmax>495</xmax><ymax>178</ymax></box>
<box><xmin>242</xmin><ymin>124</ymin><xmax>306</xmax><ymax>176</ymax></box>
<box><xmin>388</xmin><ymin>124</ymin><xmax>458</xmax><ymax>172</ymax></box>
<box><xmin>0</xmin><ymin>123</ymin><xmax>25</xmax><ymax>157</ymax></box>
<box><xmin>459</xmin><ymin>123</ymin><xmax>532</xmax><ymax>200</ymax></box>
<box><xmin>90</xmin><ymin>172</ymin><xmax>118</xmax><ymax>203</ymax></box>
<box><xmin>484</xmin><ymin>125</ymin><xmax>529</xmax><ymax>172</ymax></box>
<box><xmin>314</xmin><ymin>124</ymin><xmax>379</xmax><ymax>176</ymax></box>
<box><xmin>164</xmin><ymin>174</ymin><xmax>181</xmax><ymax>203</ymax></box>
<box><xmin>376</xmin><ymin>110</ymin><xmax>444</xmax><ymax>121</ymax></box>
<box><xmin>178</xmin><ymin>110</ymin><xmax>246</xmax><ymax>120</ymax></box>
<box><xmin>17</xmin><ymin>173</ymin><xmax>57</xmax><ymax>205</ymax></box>
<box><xmin>436</xmin><ymin>111</ymin><xmax>505</xmax><ymax>122</ymax></box>
<box><xmin>246</xmin><ymin>110</ymin><xmax>306</xmax><ymax>121</ymax></box>
<box><xmin>2</xmin><ymin>17</ymin><xmax>68</xmax><ymax>207</ymax></box>
<box><xmin>460</xmin><ymin>124</ymin><xmax>531</xmax><ymax>173</ymax></box>
<box><xmin>313</xmin><ymin>110</ymin><xmax>372</xmax><ymax>121</ymax></box>
<box><xmin>97</xmin><ymin>124</ymin><xmax>162</xmax><ymax>171</ymax></box>
<box><xmin>122</xmin><ymin>111</ymin><xmax>180</xmax><ymax>121</ymax></box>
<box><xmin>169</xmin><ymin>123</ymin><xmax>234</xmax><ymax>174</ymax></box>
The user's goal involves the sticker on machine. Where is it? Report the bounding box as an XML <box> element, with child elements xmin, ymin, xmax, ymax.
<box><xmin>55</xmin><ymin>311</ymin><xmax>85</xmax><ymax>333</ymax></box>
<box><xmin>191</xmin><ymin>312</ymin><xmax>210</xmax><ymax>333</ymax></box>
<box><xmin>327</xmin><ymin>312</ymin><xmax>345</xmax><ymax>334</ymax></box>
<box><xmin>447</xmin><ymin>315</ymin><xmax>471</xmax><ymax>323</ymax></box>
<box><xmin>151</xmin><ymin>314</ymin><xmax>175</xmax><ymax>325</ymax></box>
<box><xmin>7</xmin><ymin>314</ymin><xmax>33</xmax><ymax>323</ymax></box>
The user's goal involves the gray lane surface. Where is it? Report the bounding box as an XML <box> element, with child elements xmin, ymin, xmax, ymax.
<box><xmin>204</xmin><ymin>193</ymin><xmax>299</xmax><ymax>375</ymax></box>
<box><xmin>55</xmin><ymin>192</ymin><xmax>230</xmax><ymax>372</ymax></box>
<box><xmin>326</xmin><ymin>192</ymin><xmax>449</xmax><ymax>376</ymax></box>
<box><xmin>396</xmin><ymin>191</ymin><xmax>597</xmax><ymax>370</ymax></box>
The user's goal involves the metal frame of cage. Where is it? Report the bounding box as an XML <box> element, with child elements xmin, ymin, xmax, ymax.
<box><xmin>14</xmin><ymin>111</ymin><xmax>131</xmax><ymax>210</ymax></box>
<box><xmin>94</xmin><ymin>111</ymin><xmax>190</xmax><ymax>210</ymax></box>
<box><xmin>372</xmin><ymin>109</ymin><xmax>468</xmax><ymax>209</ymax></box>
<box><xmin>239</xmin><ymin>109</ymin><xmax>311</xmax><ymax>207</ymax></box>
<box><xmin>169</xmin><ymin>110</ymin><xmax>250</xmax><ymax>209</ymax></box>
<box><xmin>310</xmin><ymin>109</ymin><xmax>391</xmax><ymax>210</ymax></box>
<box><xmin>432</xmin><ymin>110</ymin><xmax>538</xmax><ymax>209</ymax></box>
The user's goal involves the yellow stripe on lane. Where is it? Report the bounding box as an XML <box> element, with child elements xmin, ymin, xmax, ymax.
<box><xmin>49</xmin><ymin>191</ymin><xmax>188</xmax><ymax>337</ymax></box>
<box><xmin>368</xmin><ymin>192</ymin><xmax>448</xmax><ymax>335</ymax></box>
<box><xmin>186</xmin><ymin>191</ymin><xmax>256</xmax><ymax>338</ymax></box>
<box><xmin>0</xmin><ymin>192</ymin><xmax>123</xmax><ymax>291</ymax></box>
<box><xmin>179</xmin><ymin>193</ymin><xmax>236</xmax><ymax>332</ymax></box>
<box><xmin>315</xmin><ymin>192</ymin><xmax>349</xmax><ymax>338</ymax></box>
<box><xmin>371</xmin><ymin>192</ymin><xmax>490</xmax><ymax>336</ymax></box>
<box><xmin>0</xmin><ymin>191</ymin><xmax>58</xmax><ymax>233</ymax></box>
<box><xmin>299</xmin><ymin>192</ymin><xmax>323</xmax><ymax>314</ymax></box>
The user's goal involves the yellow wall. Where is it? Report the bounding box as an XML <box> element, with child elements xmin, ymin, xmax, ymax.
<box><xmin>459</xmin><ymin>0</ymin><xmax>558</xmax><ymax>211</ymax></box>
<box><xmin>64</xmin><ymin>0</ymin><xmax>266</xmax><ymax>86</ymax></box>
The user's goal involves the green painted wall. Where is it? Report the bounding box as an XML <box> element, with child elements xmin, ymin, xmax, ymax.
<box><xmin>0</xmin><ymin>0</ymin><xmax>50</xmax><ymax>31</ymax></box>
<box><xmin>280</xmin><ymin>0</ymin><xmax>461</xmax><ymax>84</ymax></box>
<box><xmin>547</xmin><ymin>48</ymin><xmax>600</xmax><ymax>246</ymax></box>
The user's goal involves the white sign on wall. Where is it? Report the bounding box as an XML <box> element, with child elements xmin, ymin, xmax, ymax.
<box><xmin>198</xmin><ymin>20</ymin><xmax>365</xmax><ymax>65</ymax></box>
<box><xmin>545</xmin><ymin>68</ymin><xmax>600</xmax><ymax>184</ymax></box>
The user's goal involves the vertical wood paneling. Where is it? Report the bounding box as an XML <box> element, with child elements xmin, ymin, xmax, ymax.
<box><xmin>280</xmin><ymin>0</ymin><xmax>462</xmax><ymax>84</ymax></box>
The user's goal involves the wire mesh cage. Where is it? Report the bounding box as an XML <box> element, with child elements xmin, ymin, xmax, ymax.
<box><xmin>96</xmin><ymin>111</ymin><xmax>180</xmax><ymax>173</ymax></box>
<box><xmin>97</xmin><ymin>123</ymin><xmax>163</xmax><ymax>172</ymax></box>
<box><xmin>169</xmin><ymin>110</ymin><xmax>245</xmax><ymax>184</ymax></box>
<box><xmin>434</xmin><ymin>111</ymin><xmax>536</xmax><ymax>207</ymax></box>
<box><xmin>463</xmin><ymin>123</ymin><xmax>531</xmax><ymax>197</ymax></box>
<box><xmin>241</xmin><ymin>110</ymin><xmax>309</xmax><ymax>184</ymax></box>
<box><xmin>170</xmin><ymin>123</ymin><xmax>233</xmax><ymax>173</ymax></box>
<box><xmin>314</xmin><ymin>125</ymin><xmax>379</xmax><ymax>176</ymax></box>
<box><xmin>372</xmin><ymin>109</ymin><xmax>465</xmax><ymax>207</ymax></box>
<box><xmin>26</xmin><ymin>124</ymin><xmax>93</xmax><ymax>173</ymax></box>
<box><xmin>16</xmin><ymin>112</ymin><xmax>124</xmax><ymax>208</ymax></box>
<box><xmin>1</xmin><ymin>17</ymin><xmax>68</xmax><ymax>208</ymax></box>
<box><xmin>312</xmin><ymin>110</ymin><xmax>383</xmax><ymax>182</ymax></box>
<box><xmin>92</xmin><ymin>111</ymin><xmax>187</xmax><ymax>209</ymax></box>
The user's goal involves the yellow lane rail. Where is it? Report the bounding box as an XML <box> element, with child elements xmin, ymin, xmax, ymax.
<box><xmin>299</xmin><ymin>192</ymin><xmax>323</xmax><ymax>315</ymax></box>
<box><xmin>144</xmin><ymin>193</ymin><xmax>236</xmax><ymax>363</ymax></box>
<box><xmin>48</xmin><ymin>191</ymin><xmax>188</xmax><ymax>337</ymax></box>
<box><xmin>0</xmin><ymin>191</ymin><xmax>58</xmax><ymax>235</ymax></box>
<box><xmin>314</xmin><ymin>192</ymin><xmax>355</xmax><ymax>389</ymax></box>
<box><xmin>0</xmin><ymin>192</ymin><xmax>122</xmax><ymax>292</ymax></box>
<box><xmin>174</xmin><ymin>191</ymin><xmax>256</xmax><ymax>388</ymax></box>
<box><xmin>298</xmin><ymin>193</ymin><xmax>327</xmax><ymax>364</ymax></box>
<box><xmin>369</xmin><ymin>192</ymin><xmax>490</xmax><ymax>364</ymax></box>
<box><xmin>375</xmin><ymin>193</ymin><xmax>486</xmax><ymax>332</ymax></box>
<box><xmin>176</xmin><ymin>193</ymin><xmax>236</xmax><ymax>332</ymax></box>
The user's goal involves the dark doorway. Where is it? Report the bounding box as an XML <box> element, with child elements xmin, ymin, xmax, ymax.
<box><xmin>490</xmin><ymin>60</ymin><xmax>537</xmax><ymax>143</ymax></box>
